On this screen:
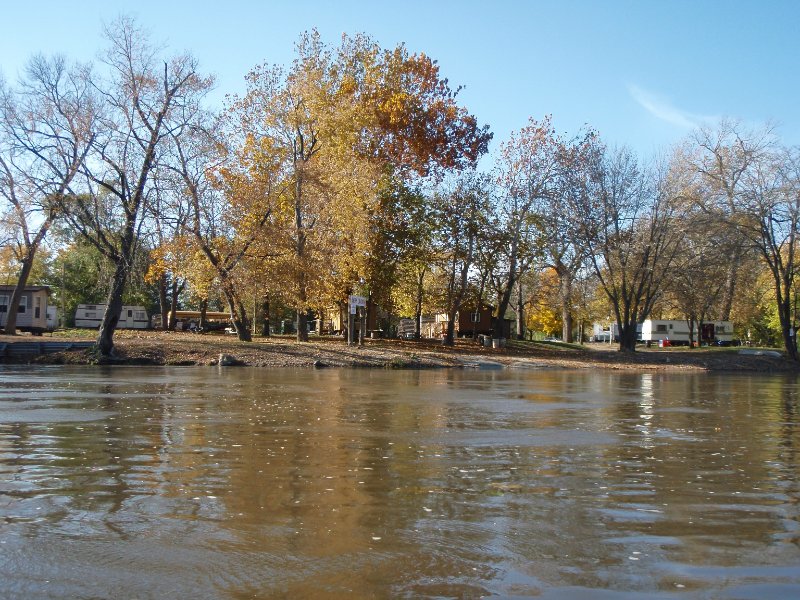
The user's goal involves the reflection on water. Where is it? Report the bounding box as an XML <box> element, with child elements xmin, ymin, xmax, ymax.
<box><xmin>0</xmin><ymin>366</ymin><xmax>799</xmax><ymax>599</ymax></box>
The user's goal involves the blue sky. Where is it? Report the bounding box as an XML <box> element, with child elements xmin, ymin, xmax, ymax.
<box><xmin>1</xmin><ymin>1</ymin><xmax>798</xmax><ymax>162</ymax></box>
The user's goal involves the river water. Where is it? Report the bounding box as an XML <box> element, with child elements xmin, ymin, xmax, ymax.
<box><xmin>0</xmin><ymin>366</ymin><xmax>798</xmax><ymax>599</ymax></box>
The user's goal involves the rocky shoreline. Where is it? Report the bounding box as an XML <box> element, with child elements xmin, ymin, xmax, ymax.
<box><xmin>1</xmin><ymin>331</ymin><xmax>798</xmax><ymax>373</ymax></box>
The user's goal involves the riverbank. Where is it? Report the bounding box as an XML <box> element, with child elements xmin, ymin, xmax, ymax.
<box><xmin>2</xmin><ymin>330</ymin><xmax>798</xmax><ymax>372</ymax></box>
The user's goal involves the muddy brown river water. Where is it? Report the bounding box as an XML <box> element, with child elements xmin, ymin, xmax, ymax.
<box><xmin>0</xmin><ymin>366</ymin><xmax>798</xmax><ymax>599</ymax></box>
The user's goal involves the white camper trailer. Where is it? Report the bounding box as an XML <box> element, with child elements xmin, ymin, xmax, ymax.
<box><xmin>591</xmin><ymin>322</ymin><xmax>642</xmax><ymax>343</ymax></box>
<box><xmin>74</xmin><ymin>304</ymin><xmax>150</xmax><ymax>329</ymax></box>
<box><xmin>641</xmin><ymin>319</ymin><xmax>734</xmax><ymax>346</ymax></box>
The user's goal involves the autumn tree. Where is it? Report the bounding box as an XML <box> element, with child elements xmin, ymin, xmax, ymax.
<box><xmin>172</xmin><ymin>109</ymin><xmax>281</xmax><ymax>342</ymax></box>
<box><xmin>231</xmin><ymin>32</ymin><xmax>491</xmax><ymax>342</ymax></box>
<box><xmin>229</xmin><ymin>34</ymin><xmax>357</xmax><ymax>342</ymax></box>
<box><xmin>348</xmin><ymin>38</ymin><xmax>492</xmax><ymax>178</ymax></box>
<box><xmin>525</xmin><ymin>268</ymin><xmax>561</xmax><ymax>337</ymax></box>
<box><xmin>0</xmin><ymin>57</ymin><xmax>96</xmax><ymax>334</ymax></box>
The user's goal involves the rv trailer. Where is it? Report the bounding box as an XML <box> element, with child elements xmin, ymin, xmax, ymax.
<box><xmin>74</xmin><ymin>304</ymin><xmax>150</xmax><ymax>329</ymax></box>
<box><xmin>641</xmin><ymin>319</ymin><xmax>734</xmax><ymax>346</ymax></box>
<box><xmin>591</xmin><ymin>322</ymin><xmax>642</xmax><ymax>343</ymax></box>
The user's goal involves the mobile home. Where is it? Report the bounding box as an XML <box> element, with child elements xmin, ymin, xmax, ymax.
<box><xmin>74</xmin><ymin>304</ymin><xmax>150</xmax><ymax>329</ymax></box>
<box><xmin>0</xmin><ymin>285</ymin><xmax>51</xmax><ymax>335</ymax></box>
<box><xmin>641</xmin><ymin>319</ymin><xmax>734</xmax><ymax>346</ymax></box>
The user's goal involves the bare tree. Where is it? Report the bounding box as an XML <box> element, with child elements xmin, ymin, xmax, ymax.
<box><xmin>736</xmin><ymin>147</ymin><xmax>800</xmax><ymax>360</ymax></box>
<box><xmin>431</xmin><ymin>172</ymin><xmax>489</xmax><ymax>345</ymax></box>
<box><xmin>690</xmin><ymin>119</ymin><xmax>773</xmax><ymax>320</ymax></box>
<box><xmin>571</xmin><ymin>145</ymin><xmax>683</xmax><ymax>351</ymax></box>
<box><xmin>60</xmin><ymin>17</ymin><xmax>213</xmax><ymax>356</ymax></box>
<box><xmin>0</xmin><ymin>57</ymin><xmax>96</xmax><ymax>334</ymax></box>
<box><xmin>492</xmin><ymin>117</ymin><xmax>560</xmax><ymax>340</ymax></box>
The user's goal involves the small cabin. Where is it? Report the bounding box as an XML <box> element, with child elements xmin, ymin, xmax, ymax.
<box><xmin>0</xmin><ymin>285</ymin><xmax>51</xmax><ymax>335</ymax></box>
<box><xmin>433</xmin><ymin>303</ymin><xmax>513</xmax><ymax>339</ymax></box>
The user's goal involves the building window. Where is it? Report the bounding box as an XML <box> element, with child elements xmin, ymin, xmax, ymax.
<box><xmin>0</xmin><ymin>295</ymin><xmax>7</xmax><ymax>313</ymax></box>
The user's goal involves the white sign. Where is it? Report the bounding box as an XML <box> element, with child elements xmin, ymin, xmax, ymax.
<box><xmin>349</xmin><ymin>295</ymin><xmax>367</xmax><ymax>308</ymax></box>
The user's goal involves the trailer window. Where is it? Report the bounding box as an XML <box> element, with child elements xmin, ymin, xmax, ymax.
<box><xmin>127</xmin><ymin>310</ymin><xmax>133</xmax><ymax>318</ymax></box>
<box><xmin>0</xmin><ymin>295</ymin><xmax>7</xmax><ymax>313</ymax></box>
<box><xmin>656</xmin><ymin>324</ymin><xmax>667</xmax><ymax>333</ymax></box>
<box><xmin>18</xmin><ymin>296</ymin><xmax>26</xmax><ymax>313</ymax></box>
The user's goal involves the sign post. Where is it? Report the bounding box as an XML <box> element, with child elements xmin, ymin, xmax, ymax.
<box><xmin>348</xmin><ymin>295</ymin><xmax>367</xmax><ymax>345</ymax></box>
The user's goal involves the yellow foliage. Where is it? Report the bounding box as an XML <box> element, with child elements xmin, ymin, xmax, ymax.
<box><xmin>527</xmin><ymin>304</ymin><xmax>561</xmax><ymax>337</ymax></box>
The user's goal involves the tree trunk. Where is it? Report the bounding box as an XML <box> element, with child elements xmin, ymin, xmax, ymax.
<box><xmin>199</xmin><ymin>299</ymin><xmax>208</xmax><ymax>330</ymax></box>
<box><xmin>444</xmin><ymin>309</ymin><xmax>458</xmax><ymax>346</ymax></box>
<box><xmin>158</xmin><ymin>273</ymin><xmax>169</xmax><ymax>329</ymax></box>
<box><xmin>366</xmin><ymin>297</ymin><xmax>376</xmax><ymax>336</ymax></box>
<box><xmin>296</xmin><ymin>309</ymin><xmax>308</xmax><ymax>342</ymax></box>
<box><xmin>261</xmin><ymin>297</ymin><xmax>271</xmax><ymax>337</ymax></box>
<box><xmin>3</xmin><ymin>249</ymin><xmax>35</xmax><ymax>335</ymax></box>
<box><xmin>777</xmin><ymin>281</ymin><xmax>798</xmax><ymax>361</ymax></box>
<box><xmin>559</xmin><ymin>269</ymin><xmax>573</xmax><ymax>343</ymax></box>
<box><xmin>222</xmin><ymin>282</ymin><xmax>251</xmax><ymax>342</ymax></box>
<box><xmin>295</xmin><ymin>270</ymin><xmax>309</xmax><ymax>342</ymax></box>
<box><xmin>444</xmin><ymin>260</ymin><xmax>471</xmax><ymax>347</ymax></box>
<box><xmin>413</xmin><ymin>266</ymin><xmax>426</xmax><ymax>340</ymax></box>
<box><xmin>687</xmin><ymin>317</ymin><xmax>696</xmax><ymax>348</ymax></box>
<box><xmin>561</xmin><ymin>308</ymin><xmax>573</xmax><ymax>344</ymax></box>
<box><xmin>97</xmin><ymin>259</ymin><xmax>127</xmax><ymax>356</ymax></box>
<box><xmin>294</xmin><ymin>168</ymin><xmax>309</xmax><ymax>343</ymax></box>
<box><xmin>168</xmin><ymin>278</ymin><xmax>180</xmax><ymax>330</ymax></box>
<box><xmin>515</xmin><ymin>283</ymin><xmax>525</xmax><ymax>340</ymax></box>
<box><xmin>338</xmin><ymin>302</ymin><xmax>348</xmax><ymax>340</ymax></box>
<box><xmin>618</xmin><ymin>320</ymin><xmax>638</xmax><ymax>352</ymax></box>
<box><xmin>719</xmin><ymin>262</ymin><xmax>737</xmax><ymax>321</ymax></box>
